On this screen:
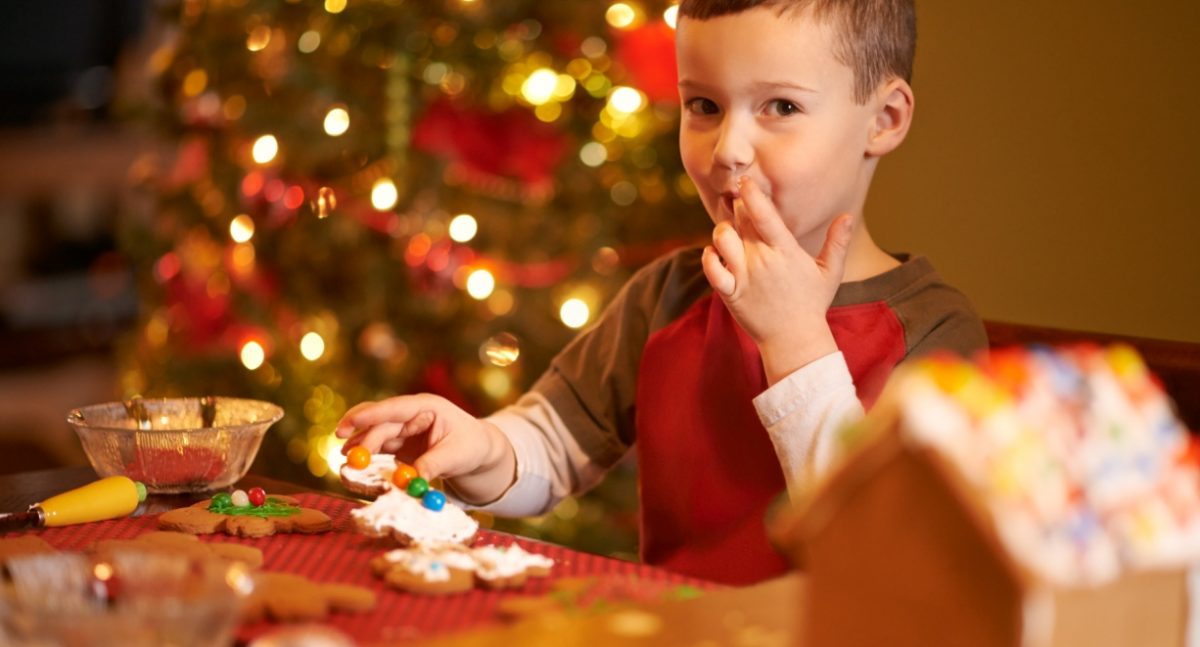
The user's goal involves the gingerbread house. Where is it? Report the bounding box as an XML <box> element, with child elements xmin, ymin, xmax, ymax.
<box><xmin>772</xmin><ymin>345</ymin><xmax>1200</xmax><ymax>647</ymax></box>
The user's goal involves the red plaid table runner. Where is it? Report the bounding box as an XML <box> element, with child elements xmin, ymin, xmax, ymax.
<box><xmin>24</xmin><ymin>492</ymin><xmax>715</xmax><ymax>644</ymax></box>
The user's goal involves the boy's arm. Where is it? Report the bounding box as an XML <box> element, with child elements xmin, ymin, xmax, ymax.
<box><xmin>458</xmin><ymin>391</ymin><xmax>608</xmax><ymax>517</ymax></box>
<box><xmin>753</xmin><ymin>351</ymin><xmax>863</xmax><ymax>500</ymax></box>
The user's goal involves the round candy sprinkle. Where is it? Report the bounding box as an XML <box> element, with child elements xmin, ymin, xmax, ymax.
<box><xmin>346</xmin><ymin>446</ymin><xmax>371</xmax><ymax>470</ymax></box>
<box><xmin>406</xmin><ymin>477</ymin><xmax>429</xmax><ymax>498</ymax></box>
<box><xmin>231</xmin><ymin>489</ymin><xmax>250</xmax><ymax>507</ymax></box>
<box><xmin>422</xmin><ymin>490</ymin><xmax>446</xmax><ymax>512</ymax></box>
<box><xmin>248</xmin><ymin>486</ymin><xmax>266</xmax><ymax>507</ymax></box>
<box><xmin>392</xmin><ymin>463</ymin><xmax>419</xmax><ymax>490</ymax></box>
<box><xmin>211</xmin><ymin>492</ymin><xmax>233</xmax><ymax>508</ymax></box>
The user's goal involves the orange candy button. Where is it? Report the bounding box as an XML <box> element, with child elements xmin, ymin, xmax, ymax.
<box><xmin>392</xmin><ymin>463</ymin><xmax>419</xmax><ymax>490</ymax></box>
<box><xmin>346</xmin><ymin>446</ymin><xmax>371</xmax><ymax>470</ymax></box>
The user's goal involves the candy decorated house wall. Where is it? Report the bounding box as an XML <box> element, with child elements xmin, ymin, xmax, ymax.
<box><xmin>772</xmin><ymin>346</ymin><xmax>1200</xmax><ymax>647</ymax></box>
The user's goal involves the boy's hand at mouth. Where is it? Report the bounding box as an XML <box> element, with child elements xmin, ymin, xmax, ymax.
<box><xmin>701</xmin><ymin>176</ymin><xmax>853</xmax><ymax>385</ymax></box>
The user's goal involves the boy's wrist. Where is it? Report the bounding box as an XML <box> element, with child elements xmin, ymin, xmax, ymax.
<box><xmin>758</xmin><ymin>328</ymin><xmax>839</xmax><ymax>386</ymax></box>
<box><xmin>447</xmin><ymin>421</ymin><xmax>518</xmax><ymax>505</ymax></box>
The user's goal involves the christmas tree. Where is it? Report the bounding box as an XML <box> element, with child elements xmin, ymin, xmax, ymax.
<box><xmin>120</xmin><ymin>0</ymin><xmax>708</xmax><ymax>558</ymax></box>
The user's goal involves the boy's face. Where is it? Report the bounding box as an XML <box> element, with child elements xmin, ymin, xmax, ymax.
<box><xmin>676</xmin><ymin>8</ymin><xmax>879</xmax><ymax>254</ymax></box>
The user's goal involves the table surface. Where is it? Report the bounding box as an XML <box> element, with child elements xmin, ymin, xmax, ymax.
<box><xmin>0</xmin><ymin>466</ymin><xmax>804</xmax><ymax>646</ymax></box>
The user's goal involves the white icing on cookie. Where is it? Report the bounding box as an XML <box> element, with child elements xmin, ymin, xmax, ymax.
<box><xmin>340</xmin><ymin>454</ymin><xmax>397</xmax><ymax>492</ymax></box>
<box><xmin>472</xmin><ymin>544</ymin><xmax>555</xmax><ymax>581</ymax></box>
<box><xmin>380</xmin><ymin>546</ymin><xmax>477</xmax><ymax>582</ymax></box>
<box><xmin>352</xmin><ymin>489</ymin><xmax>478</xmax><ymax>545</ymax></box>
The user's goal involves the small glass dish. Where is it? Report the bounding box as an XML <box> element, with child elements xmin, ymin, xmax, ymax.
<box><xmin>67</xmin><ymin>397</ymin><xmax>284</xmax><ymax>494</ymax></box>
<box><xmin>0</xmin><ymin>551</ymin><xmax>251</xmax><ymax>647</ymax></box>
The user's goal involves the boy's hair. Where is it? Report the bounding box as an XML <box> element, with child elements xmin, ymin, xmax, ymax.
<box><xmin>678</xmin><ymin>0</ymin><xmax>916</xmax><ymax>104</ymax></box>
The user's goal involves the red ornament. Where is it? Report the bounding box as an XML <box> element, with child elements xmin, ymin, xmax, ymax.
<box><xmin>613</xmin><ymin>21</ymin><xmax>679</xmax><ymax>104</ymax></box>
<box><xmin>412</xmin><ymin>98</ymin><xmax>567</xmax><ymax>195</ymax></box>
<box><xmin>248</xmin><ymin>486</ymin><xmax>267</xmax><ymax>507</ymax></box>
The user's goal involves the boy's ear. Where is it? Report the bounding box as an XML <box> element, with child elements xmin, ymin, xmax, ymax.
<box><xmin>865</xmin><ymin>79</ymin><xmax>914</xmax><ymax>158</ymax></box>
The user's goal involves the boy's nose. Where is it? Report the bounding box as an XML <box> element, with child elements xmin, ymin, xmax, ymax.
<box><xmin>712</xmin><ymin>117</ymin><xmax>754</xmax><ymax>172</ymax></box>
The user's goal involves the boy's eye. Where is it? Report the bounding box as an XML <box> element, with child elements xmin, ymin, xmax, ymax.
<box><xmin>684</xmin><ymin>98</ymin><xmax>719</xmax><ymax>115</ymax></box>
<box><xmin>765</xmin><ymin>99</ymin><xmax>802</xmax><ymax>116</ymax></box>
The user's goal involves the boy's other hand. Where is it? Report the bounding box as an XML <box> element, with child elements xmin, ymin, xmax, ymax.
<box><xmin>334</xmin><ymin>394</ymin><xmax>516</xmax><ymax>504</ymax></box>
<box><xmin>700</xmin><ymin>176</ymin><xmax>853</xmax><ymax>384</ymax></box>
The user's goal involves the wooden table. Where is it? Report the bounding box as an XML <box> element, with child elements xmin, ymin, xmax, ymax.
<box><xmin>0</xmin><ymin>466</ymin><xmax>804</xmax><ymax>646</ymax></box>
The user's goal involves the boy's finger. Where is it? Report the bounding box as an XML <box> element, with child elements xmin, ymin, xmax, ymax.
<box><xmin>816</xmin><ymin>213</ymin><xmax>855</xmax><ymax>280</ymax></box>
<box><xmin>737</xmin><ymin>177</ymin><xmax>793</xmax><ymax>246</ymax></box>
<box><xmin>711</xmin><ymin>221</ymin><xmax>745</xmax><ymax>271</ymax></box>
<box><xmin>345</xmin><ymin>394</ymin><xmax>433</xmax><ymax>429</ymax></box>
<box><xmin>702</xmin><ymin>245</ymin><xmax>736</xmax><ymax>297</ymax></box>
<box><xmin>334</xmin><ymin>400</ymin><xmax>377</xmax><ymax>437</ymax></box>
<box><xmin>342</xmin><ymin>421</ymin><xmax>407</xmax><ymax>453</ymax></box>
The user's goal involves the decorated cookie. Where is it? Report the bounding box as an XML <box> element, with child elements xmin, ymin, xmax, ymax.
<box><xmin>242</xmin><ymin>572</ymin><xmax>377</xmax><ymax>622</ymax></box>
<box><xmin>351</xmin><ymin>488</ymin><xmax>478</xmax><ymax>546</ymax></box>
<box><xmin>158</xmin><ymin>491</ymin><xmax>332</xmax><ymax>538</ymax></box>
<box><xmin>339</xmin><ymin>449</ymin><xmax>399</xmax><ymax>497</ymax></box>
<box><xmin>91</xmin><ymin>530</ymin><xmax>264</xmax><ymax>569</ymax></box>
<box><xmin>370</xmin><ymin>543</ymin><xmax>554</xmax><ymax>595</ymax></box>
<box><xmin>369</xmin><ymin>545</ymin><xmax>479</xmax><ymax>595</ymax></box>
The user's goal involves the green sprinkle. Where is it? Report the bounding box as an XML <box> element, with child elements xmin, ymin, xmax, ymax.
<box><xmin>208</xmin><ymin>496</ymin><xmax>301</xmax><ymax>517</ymax></box>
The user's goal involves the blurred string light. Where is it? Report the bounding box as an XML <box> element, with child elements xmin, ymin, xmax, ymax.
<box><xmin>300</xmin><ymin>332</ymin><xmax>326</xmax><ymax>361</ymax></box>
<box><xmin>664</xmin><ymin>4</ymin><xmax>680</xmax><ymax>28</ymax></box>
<box><xmin>229</xmin><ymin>214</ymin><xmax>254</xmax><ymax>243</ymax></box>
<box><xmin>182</xmin><ymin>69</ymin><xmax>207</xmax><ymax>97</ymax></box>
<box><xmin>480</xmin><ymin>332</ymin><xmax>520</xmax><ymax>367</ymax></box>
<box><xmin>521</xmin><ymin>68</ymin><xmax>558</xmax><ymax>105</ymax></box>
<box><xmin>324</xmin><ymin>0</ymin><xmax>347</xmax><ymax>14</ymax></box>
<box><xmin>246</xmin><ymin>25</ymin><xmax>271</xmax><ymax>51</ymax></box>
<box><xmin>298</xmin><ymin>30</ymin><xmax>321</xmax><ymax>53</ymax></box>
<box><xmin>323</xmin><ymin>106</ymin><xmax>350</xmax><ymax>136</ymax></box>
<box><xmin>314</xmin><ymin>186</ymin><xmax>337</xmax><ymax>218</ymax></box>
<box><xmin>251</xmin><ymin>135</ymin><xmax>278</xmax><ymax>164</ymax></box>
<box><xmin>606</xmin><ymin>3</ymin><xmax>638</xmax><ymax>29</ymax></box>
<box><xmin>240</xmin><ymin>340</ymin><xmax>266</xmax><ymax>370</ymax></box>
<box><xmin>579</xmin><ymin>141</ymin><xmax>607</xmax><ymax>167</ymax></box>
<box><xmin>448</xmin><ymin>213</ymin><xmax>478</xmax><ymax>242</ymax></box>
<box><xmin>560</xmin><ymin>298</ymin><xmax>591</xmax><ymax>329</ymax></box>
<box><xmin>608</xmin><ymin>86</ymin><xmax>644</xmax><ymax>114</ymax></box>
<box><xmin>466</xmin><ymin>268</ymin><xmax>496</xmax><ymax>300</ymax></box>
<box><xmin>370</xmin><ymin>178</ymin><xmax>398</xmax><ymax>210</ymax></box>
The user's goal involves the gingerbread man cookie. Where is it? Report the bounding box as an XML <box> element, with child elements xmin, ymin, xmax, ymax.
<box><xmin>242</xmin><ymin>572</ymin><xmax>377</xmax><ymax>622</ymax></box>
<box><xmin>351</xmin><ymin>487</ymin><xmax>477</xmax><ymax>546</ymax></box>
<box><xmin>159</xmin><ymin>490</ymin><xmax>332</xmax><ymax>538</ymax></box>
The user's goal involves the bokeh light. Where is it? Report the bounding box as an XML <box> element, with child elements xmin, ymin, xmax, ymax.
<box><xmin>300</xmin><ymin>332</ymin><xmax>326</xmax><ymax>361</ymax></box>
<box><xmin>466</xmin><ymin>269</ymin><xmax>496</xmax><ymax>300</ymax></box>
<box><xmin>560</xmin><ymin>298</ymin><xmax>591</xmax><ymax>329</ymax></box>
<box><xmin>323</xmin><ymin>106</ymin><xmax>350</xmax><ymax>136</ymax></box>
<box><xmin>229</xmin><ymin>214</ymin><xmax>255</xmax><ymax>243</ymax></box>
<box><xmin>240</xmin><ymin>341</ymin><xmax>265</xmax><ymax>370</ymax></box>
<box><xmin>251</xmin><ymin>135</ymin><xmax>278</xmax><ymax>164</ymax></box>
<box><xmin>448</xmin><ymin>213</ymin><xmax>478</xmax><ymax>242</ymax></box>
<box><xmin>371</xmin><ymin>178</ymin><xmax>398</xmax><ymax>211</ymax></box>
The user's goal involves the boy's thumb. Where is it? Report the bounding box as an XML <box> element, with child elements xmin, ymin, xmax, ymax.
<box><xmin>818</xmin><ymin>214</ymin><xmax>854</xmax><ymax>275</ymax></box>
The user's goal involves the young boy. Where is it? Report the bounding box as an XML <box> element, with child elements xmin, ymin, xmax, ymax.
<box><xmin>336</xmin><ymin>0</ymin><xmax>986</xmax><ymax>585</ymax></box>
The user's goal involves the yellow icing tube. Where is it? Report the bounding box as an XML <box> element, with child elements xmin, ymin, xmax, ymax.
<box><xmin>39</xmin><ymin>476</ymin><xmax>148</xmax><ymax>527</ymax></box>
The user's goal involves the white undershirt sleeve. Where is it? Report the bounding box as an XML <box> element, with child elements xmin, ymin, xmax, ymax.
<box><xmin>752</xmin><ymin>351</ymin><xmax>864</xmax><ymax>500</ymax></box>
<box><xmin>460</xmin><ymin>392</ymin><xmax>609</xmax><ymax>517</ymax></box>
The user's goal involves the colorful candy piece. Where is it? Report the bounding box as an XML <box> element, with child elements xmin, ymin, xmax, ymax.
<box><xmin>346</xmin><ymin>446</ymin><xmax>371</xmax><ymax>470</ymax></box>
<box><xmin>423</xmin><ymin>490</ymin><xmax>446</xmax><ymax>512</ymax></box>
<box><xmin>211</xmin><ymin>492</ymin><xmax>233</xmax><ymax>508</ymax></box>
<box><xmin>248</xmin><ymin>487</ymin><xmax>267</xmax><ymax>507</ymax></box>
<box><xmin>231</xmin><ymin>489</ymin><xmax>250</xmax><ymax>507</ymax></box>
<box><xmin>407</xmin><ymin>477</ymin><xmax>429</xmax><ymax>498</ymax></box>
<box><xmin>393</xmin><ymin>464</ymin><xmax>419</xmax><ymax>490</ymax></box>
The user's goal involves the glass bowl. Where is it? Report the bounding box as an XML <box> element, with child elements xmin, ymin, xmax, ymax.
<box><xmin>67</xmin><ymin>397</ymin><xmax>284</xmax><ymax>494</ymax></box>
<box><xmin>0</xmin><ymin>551</ymin><xmax>251</xmax><ymax>647</ymax></box>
